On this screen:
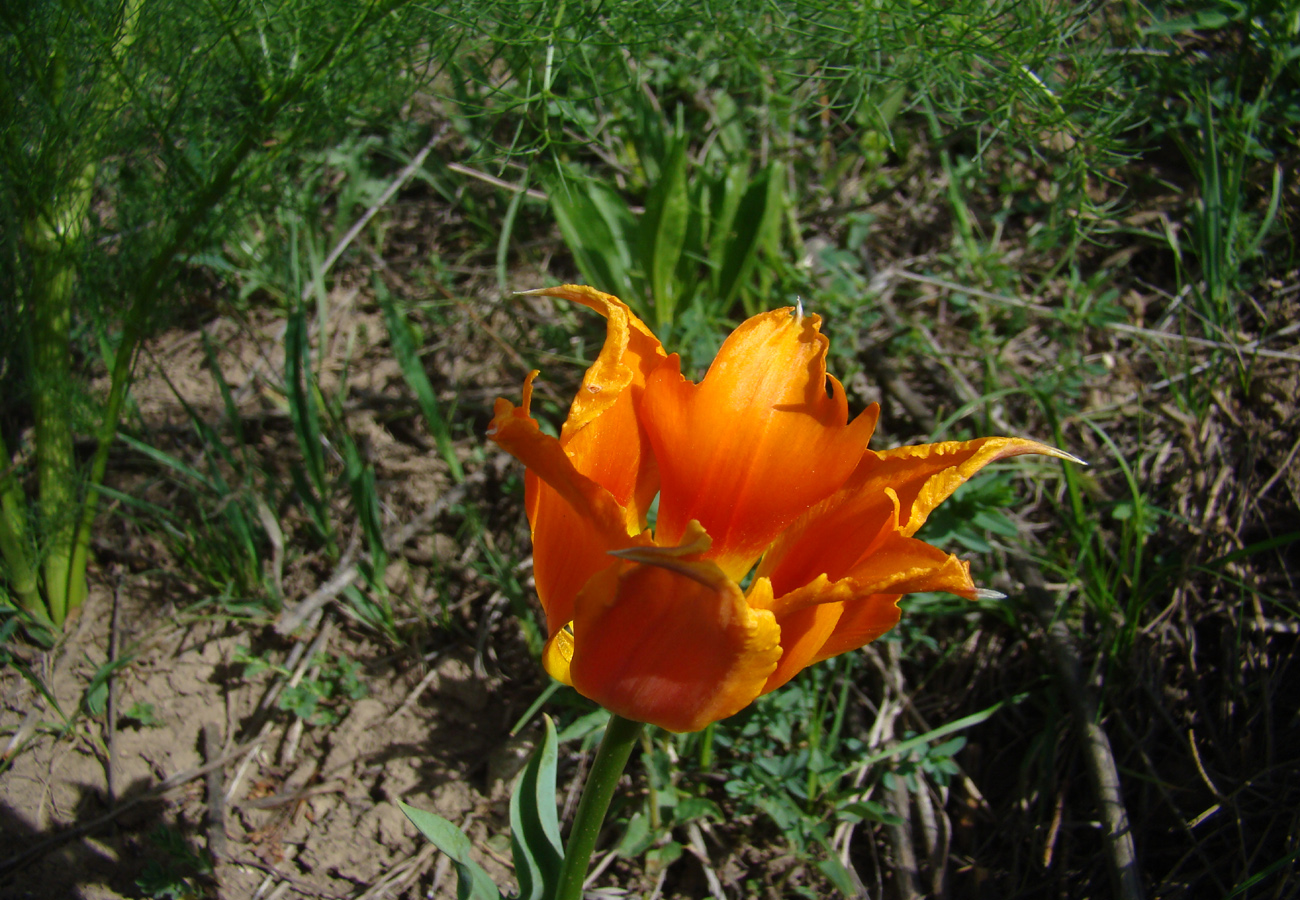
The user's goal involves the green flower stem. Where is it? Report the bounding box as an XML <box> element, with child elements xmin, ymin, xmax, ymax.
<box><xmin>555</xmin><ymin>714</ymin><xmax>644</xmax><ymax>900</ymax></box>
<box><xmin>698</xmin><ymin>721</ymin><xmax>715</xmax><ymax>771</ymax></box>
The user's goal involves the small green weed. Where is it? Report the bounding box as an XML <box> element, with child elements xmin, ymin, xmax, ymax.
<box><xmin>236</xmin><ymin>647</ymin><xmax>368</xmax><ymax>726</ymax></box>
<box><xmin>123</xmin><ymin>701</ymin><xmax>162</xmax><ymax>729</ymax></box>
<box><xmin>135</xmin><ymin>825</ymin><xmax>212</xmax><ymax>900</ymax></box>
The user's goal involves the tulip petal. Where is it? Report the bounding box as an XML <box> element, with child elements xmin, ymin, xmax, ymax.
<box><xmin>804</xmin><ymin>537</ymin><xmax>973</xmax><ymax>666</ymax></box>
<box><xmin>642</xmin><ymin>307</ymin><xmax>879</xmax><ymax>579</ymax></box>
<box><xmin>488</xmin><ymin>373</ymin><xmax>646</xmax><ymax>639</ymax></box>
<box><xmin>751</xmin><ymin>534</ymin><xmax>976</xmax><ymax>692</ymax></box>
<box><xmin>543</xmin><ymin>626</ymin><xmax>576</xmax><ymax>686</ymax></box>
<box><xmin>808</xmin><ymin>594</ymin><xmax>903</xmax><ymax>666</ymax></box>
<box><xmin>567</xmin><ymin>555</ymin><xmax>781</xmax><ymax>733</ymax></box>
<box><xmin>748</xmin><ymin>575</ymin><xmax>850</xmax><ymax>694</ymax></box>
<box><xmin>521</xmin><ymin>285</ymin><xmax>668</xmax><ymax>523</ymax></box>
<box><xmin>520</xmin><ymin>285</ymin><xmax>665</xmax><ymax>439</ymax></box>
<box><xmin>871</xmin><ymin>437</ymin><xmax>1076</xmax><ymax>537</ymax></box>
<box><xmin>761</xmin><ymin>436</ymin><xmax>1068</xmax><ymax>595</ymax></box>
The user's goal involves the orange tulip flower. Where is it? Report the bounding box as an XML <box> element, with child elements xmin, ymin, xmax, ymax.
<box><xmin>489</xmin><ymin>285</ymin><xmax>1073</xmax><ymax>733</ymax></box>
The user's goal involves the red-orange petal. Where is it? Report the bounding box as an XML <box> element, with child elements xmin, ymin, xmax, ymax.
<box><xmin>869</xmin><ymin>437</ymin><xmax>1077</xmax><ymax>537</ymax></box>
<box><xmin>749</xmin><ymin>533</ymin><xmax>976</xmax><ymax>692</ymax></box>
<box><xmin>488</xmin><ymin>373</ymin><xmax>646</xmax><ymax>639</ymax></box>
<box><xmin>760</xmin><ymin>437</ymin><xmax>1069</xmax><ymax>595</ymax></box>
<box><xmin>567</xmin><ymin>554</ymin><xmax>781</xmax><ymax>733</ymax></box>
<box><xmin>641</xmin><ymin>308</ymin><xmax>879</xmax><ymax>580</ymax></box>
<box><xmin>807</xmin><ymin>594</ymin><xmax>903</xmax><ymax>666</ymax></box>
<box><xmin>521</xmin><ymin>285</ymin><xmax>668</xmax><ymax>523</ymax></box>
<box><xmin>749</xmin><ymin>575</ymin><xmax>850</xmax><ymax>694</ymax></box>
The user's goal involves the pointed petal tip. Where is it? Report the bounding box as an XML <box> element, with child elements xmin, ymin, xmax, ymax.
<box><xmin>973</xmin><ymin>587</ymin><xmax>1007</xmax><ymax>601</ymax></box>
<box><xmin>996</xmin><ymin>438</ymin><xmax>1087</xmax><ymax>467</ymax></box>
<box><xmin>515</xmin><ymin>284</ymin><xmax>618</xmax><ymax>302</ymax></box>
<box><xmin>1041</xmin><ymin>444</ymin><xmax>1088</xmax><ymax>467</ymax></box>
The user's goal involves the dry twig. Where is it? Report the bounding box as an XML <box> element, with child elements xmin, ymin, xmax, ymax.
<box><xmin>1020</xmin><ymin>563</ymin><xmax>1146</xmax><ymax>900</ymax></box>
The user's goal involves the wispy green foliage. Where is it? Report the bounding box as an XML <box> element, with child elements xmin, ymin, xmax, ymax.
<box><xmin>0</xmin><ymin>0</ymin><xmax>460</xmax><ymax>626</ymax></box>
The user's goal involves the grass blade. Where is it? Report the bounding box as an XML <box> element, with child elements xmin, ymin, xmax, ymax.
<box><xmin>375</xmin><ymin>280</ymin><xmax>464</xmax><ymax>484</ymax></box>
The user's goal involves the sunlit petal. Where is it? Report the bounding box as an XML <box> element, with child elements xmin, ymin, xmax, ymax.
<box><xmin>761</xmin><ymin>437</ymin><xmax>1067</xmax><ymax>595</ymax></box>
<box><xmin>869</xmin><ymin>437</ymin><xmax>1076</xmax><ymax>537</ymax></box>
<box><xmin>642</xmin><ymin>308</ymin><xmax>879</xmax><ymax>579</ymax></box>
<box><xmin>568</xmin><ymin>554</ymin><xmax>781</xmax><ymax>733</ymax></box>
<box><xmin>521</xmin><ymin>285</ymin><xmax>668</xmax><ymax>523</ymax></box>
<box><xmin>488</xmin><ymin>373</ymin><xmax>646</xmax><ymax>639</ymax></box>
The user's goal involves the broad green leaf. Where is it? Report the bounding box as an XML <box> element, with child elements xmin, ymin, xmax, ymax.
<box><xmin>509</xmin><ymin>716</ymin><xmax>563</xmax><ymax>900</ymax></box>
<box><xmin>398</xmin><ymin>802</ymin><xmax>502</xmax><ymax>900</ymax></box>
<box><xmin>547</xmin><ymin>173</ymin><xmax>639</xmax><ymax>307</ymax></box>
<box><xmin>716</xmin><ymin>161</ymin><xmax>784</xmax><ymax>316</ymax></box>
<box><xmin>639</xmin><ymin>134</ymin><xmax>690</xmax><ymax>335</ymax></box>
<box><xmin>674</xmin><ymin>797</ymin><xmax>722</xmax><ymax>824</ymax></box>
<box><xmin>615</xmin><ymin>811</ymin><xmax>654</xmax><ymax>858</ymax></box>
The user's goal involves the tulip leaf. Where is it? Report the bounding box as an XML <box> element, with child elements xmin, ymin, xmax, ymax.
<box><xmin>716</xmin><ymin>161</ymin><xmax>784</xmax><ymax>316</ymax></box>
<box><xmin>706</xmin><ymin>161</ymin><xmax>748</xmax><ymax>292</ymax></box>
<box><xmin>546</xmin><ymin>172</ymin><xmax>640</xmax><ymax>309</ymax></box>
<box><xmin>640</xmin><ymin>132</ymin><xmax>690</xmax><ymax>335</ymax></box>
<box><xmin>398</xmin><ymin>801</ymin><xmax>503</xmax><ymax>900</ymax></box>
<box><xmin>509</xmin><ymin>715</ymin><xmax>564</xmax><ymax>900</ymax></box>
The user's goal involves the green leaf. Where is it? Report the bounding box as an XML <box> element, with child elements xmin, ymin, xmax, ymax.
<box><xmin>715</xmin><ymin>161</ymin><xmax>784</xmax><ymax>316</ymax></box>
<box><xmin>546</xmin><ymin>172</ymin><xmax>639</xmax><ymax>308</ymax></box>
<box><xmin>646</xmin><ymin>840</ymin><xmax>683</xmax><ymax>871</ymax></box>
<box><xmin>837</xmin><ymin>800</ymin><xmax>903</xmax><ymax>826</ymax></box>
<box><xmin>639</xmin><ymin>133</ymin><xmax>690</xmax><ymax>334</ymax></box>
<box><xmin>556</xmin><ymin>708</ymin><xmax>610</xmax><ymax>744</ymax></box>
<box><xmin>674</xmin><ymin>797</ymin><xmax>722</xmax><ymax>825</ymax></box>
<box><xmin>398</xmin><ymin>802</ymin><xmax>502</xmax><ymax>900</ymax></box>
<box><xmin>706</xmin><ymin>161</ymin><xmax>748</xmax><ymax>280</ymax></box>
<box><xmin>376</xmin><ymin>282</ymin><xmax>464</xmax><ymax>483</ymax></box>
<box><xmin>509</xmin><ymin>716</ymin><xmax>564</xmax><ymax>900</ymax></box>
<box><xmin>855</xmin><ymin>695</ymin><xmax>1024</xmax><ymax>772</ymax></box>
<box><xmin>285</xmin><ymin>307</ymin><xmax>327</xmax><ymax>499</ymax></box>
<box><xmin>82</xmin><ymin>657</ymin><xmax>134</xmax><ymax>717</ymax></box>
<box><xmin>1144</xmin><ymin>9</ymin><xmax>1236</xmax><ymax>35</ymax></box>
<box><xmin>615</xmin><ymin>811</ymin><xmax>655</xmax><ymax>858</ymax></box>
<box><xmin>816</xmin><ymin>853</ymin><xmax>860</xmax><ymax>896</ymax></box>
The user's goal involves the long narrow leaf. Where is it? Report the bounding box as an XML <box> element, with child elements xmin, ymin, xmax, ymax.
<box><xmin>640</xmin><ymin>134</ymin><xmax>690</xmax><ymax>334</ymax></box>
<box><xmin>375</xmin><ymin>281</ymin><xmax>464</xmax><ymax>484</ymax></box>
<box><xmin>285</xmin><ymin>307</ymin><xmax>328</xmax><ymax>500</ymax></box>
<box><xmin>716</xmin><ymin>161</ymin><xmax>784</xmax><ymax>316</ymax></box>
<box><xmin>547</xmin><ymin>173</ymin><xmax>639</xmax><ymax>306</ymax></box>
<box><xmin>399</xmin><ymin>802</ymin><xmax>502</xmax><ymax>900</ymax></box>
<box><xmin>852</xmin><ymin>694</ymin><xmax>1025</xmax><ymax>774</ymax></box>
<box><xmin>509</xmin><ymin>716</ymin><xmax>564</xmax><ymax>900</ymax></box>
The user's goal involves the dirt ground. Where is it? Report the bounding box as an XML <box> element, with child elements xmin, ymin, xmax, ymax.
<box><xmin>0</xmin><ymin>285</ymin><xmax>550</xmax><ymax>899</ymax></box>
